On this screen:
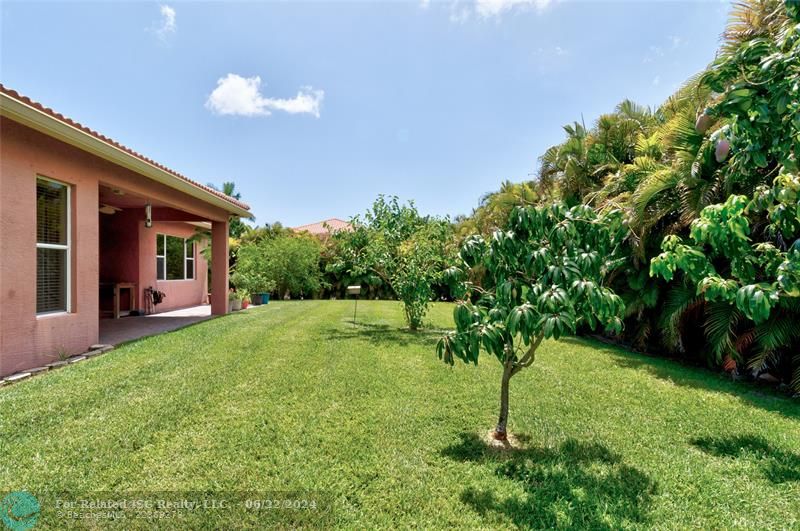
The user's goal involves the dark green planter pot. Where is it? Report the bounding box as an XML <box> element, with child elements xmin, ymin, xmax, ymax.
<box><xmin>261</xmin><ymin>293</ymin><xmax>270</xmax><ymax>304</ymax></box>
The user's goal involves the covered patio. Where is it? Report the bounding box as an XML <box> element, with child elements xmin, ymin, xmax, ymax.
<box><xmin>99</xmin><ymin>304</ymin><xmax>213</xmax><ymax>346</ymax></box>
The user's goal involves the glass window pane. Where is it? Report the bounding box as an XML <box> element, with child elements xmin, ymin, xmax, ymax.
<box><xmin>185</xmin><ymin>241</ymin><xmax>194</xmax><ymax>258</ymax></box>
<box><xmin>37</xmin><ymin>247</ymin><xmax>67</xmax><ymax>313</ymax></box>
<box><xmin>156</xmin><ymin>257</ymin><xmax>165</xmax><ymax>280</ymax></box>
<box><xmin>37</xmin><ymin>178</ymin><xmax>67</xmax><ymax>245</ymax></box>
<box><xmin>156</xmin><ymin>234</ymin><xmax>165</xmax><ymax>256</ymax></box>
<box><xmin>185</xmin><ymin>258</ymin><xmax>194</xmax><ymax>280</ymax></box>
<box><xmin>166</xmin><ymin>236</ymin><xmax>185</xmax><ymax>280</ymax></box>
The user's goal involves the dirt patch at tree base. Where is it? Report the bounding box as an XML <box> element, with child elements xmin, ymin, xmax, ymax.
<box><xmin>482</xmin><ymin>430</ymin><xmax>526</xmax><ymax>452</ymax></box>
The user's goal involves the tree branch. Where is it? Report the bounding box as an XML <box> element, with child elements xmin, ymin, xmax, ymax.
<box><xmin>511</xmin><ymin>333</ymin><xmax>544</xmax><ymax>376</ymax></box>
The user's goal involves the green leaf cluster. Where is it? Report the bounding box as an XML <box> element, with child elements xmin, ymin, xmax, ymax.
<box><xmin>438</xmin><ymin>203</ymin><xmax>626</xmax><ymax>368</ymax></box>
<box><xmin>651</xmin><ymin>174</ymin><xmax>800</xmax><ymax>324</ymax></box>
<box><xmin>235</xmin><ymin>234</ymin><xmax>323</xmax><ymax>298</ymax></box>
<box><xmin>328</xmin><ymin>196</ymin><xmax>457</xmax><ymax>329</ymax></box>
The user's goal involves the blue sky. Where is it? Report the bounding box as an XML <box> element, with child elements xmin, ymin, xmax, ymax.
<box><xmin>1</xmin><ymin>1</ymin><xmax>730</xmax><ymax>226</ymax></box>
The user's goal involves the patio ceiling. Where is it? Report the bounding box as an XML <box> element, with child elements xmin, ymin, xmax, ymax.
<box><xmin>99</xmin><ymin>184</ymin><xmax>217</xmax><ymax>222</ymax></box>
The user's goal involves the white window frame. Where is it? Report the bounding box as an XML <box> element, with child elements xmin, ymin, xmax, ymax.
<box><xmin>156</xmin><ymin>233</ymin><xmax>195</xmax><ymax>281</ymax></box>
<box><xmin>184</xmin><ymin>239</ymin><xmax>195</xmax><ymax>280</ymax></box>
<box><xmin>36</xmin><ymin>175</ymin><xmax>71</xmax><ymax>316</ymax></box>
<box><xmin>156</xmin><ymin>233</ymin><xmax>167</xmax><ymax>281</ymax></box>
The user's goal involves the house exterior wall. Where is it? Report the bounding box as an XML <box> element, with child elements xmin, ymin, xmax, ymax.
<box><xmin>0</xmin><ymin>117</ymin><xmax>227</xmax><ymax>377</ymax></box>
<box><xmin>142</xmin><ymin>221</ymin><xmax>209</xmax><ymax>313</ymax></box>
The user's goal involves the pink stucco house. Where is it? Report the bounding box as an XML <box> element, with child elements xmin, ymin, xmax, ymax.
<box><xmin>0</xmin><ymin>85</ymin><xmax>251</xmax><ymax>377</ymax></box>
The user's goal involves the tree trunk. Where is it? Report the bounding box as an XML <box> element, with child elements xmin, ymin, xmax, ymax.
<box><xmin>406</xmin><ymin>307</ymin><xmax>417</xmax><ymax>331</ymax></box>
<box><xmin>494</xmin><ymin>358</ymin><xmax>514</xmax><ymax>440</ymax></box>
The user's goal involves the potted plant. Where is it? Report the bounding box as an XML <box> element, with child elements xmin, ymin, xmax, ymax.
<box><xmin>228</xmin><ymin>290</ymin><xmax>242</xmax><ymax>312</ymax></box>
<box><xmin>246</xmin><ymin>276</ymin><xmax>270</xmax><ymax>305</ymax></box>
<box><xmin>236</xmin><ymin>271</ymin><xmax>265</xmax><ymax>305</ymax></box>
<box><xmin>248</xmin><ymin>275</ymin><xmax>263</xmax><ymax>305</ymax></box>
<box><xmin>241</xmin><ymin>289</ymin><xmax>250</xmax><ymax>309</ymax></box>
<box><xmin>257</xmin><ymin>279</ymin><xmax>277</xmax><ymax>305</ymax></box>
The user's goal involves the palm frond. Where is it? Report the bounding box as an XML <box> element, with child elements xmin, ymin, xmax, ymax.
<box><xmin>703</xmin><ymin>301</ymin><xmax>743</xmax><ymax>364</ymax></box>
<box><xmin>631</xmin><ymin>168</ymin><xmax>680</xmax><ymax>219</ymax></box>
<box><xmin>748</xmin><ymin>311</ymin><xmax>800</xmax><ymax>373</ymax></box>
<box><xmin>660</xmin><ymin>107</ymin><xmax>704</xmax><ymax>157</ymax></box>
<box><xmin>722</xmin><ymin>0</ymin><xmax>787</xmax><ymax>57</ymax></box>
<box><xmin>753</xmin><ymin>312</ymin><xmax>800</xmax><ymax>353</ymax></box>
<box><xmin>658</xmin><ymin>283</ymin><xmax>702</xmax><ymax>353</ymax></box>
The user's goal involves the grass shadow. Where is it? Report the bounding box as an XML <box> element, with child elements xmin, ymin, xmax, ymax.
<box><xmin>322</xmin><ymin>321</ymin><xmax>445</xmax><ymax>348</ymax></box>
<box><xmin>691</xmin><ymin>434</ymin><xmax>800</xmax><ymax>483</ymax></box>
<box><xmin>441</xmin><ymin>432</ymin><xmax>657</xmax><ymax>529</ymax></box>
<box><xmin>572</xmin><ymin>337</ymin><xmax>800</xmax><ymax>421</ymax></box>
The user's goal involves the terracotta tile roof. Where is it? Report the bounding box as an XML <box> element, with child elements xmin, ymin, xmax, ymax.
<box><xmin>293</xmin><ymin>218</ymin><xmax>353</xmax><ymax>235</ymax></box>
<box><xmin>0</xmin><ymin>84</ymin><xmax>250</xmax><ymax>212</ymax></box>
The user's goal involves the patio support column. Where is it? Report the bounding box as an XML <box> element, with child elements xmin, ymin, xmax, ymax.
<box><xmin>210</xmin><ymin>219</ymin><xmax>229</xmax><ymax>315</ymax></box>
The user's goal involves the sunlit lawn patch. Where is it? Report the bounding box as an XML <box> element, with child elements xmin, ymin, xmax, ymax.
<box><xmin>1</xmin><ymin>301</ymin><xmax>797</xmax><ymax>528</ymax></box>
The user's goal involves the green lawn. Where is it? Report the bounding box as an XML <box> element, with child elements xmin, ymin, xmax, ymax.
<box><xmin>1</xmin><ymin>301</ymin><xmax>798</xmax><ymax>529</ymax></box>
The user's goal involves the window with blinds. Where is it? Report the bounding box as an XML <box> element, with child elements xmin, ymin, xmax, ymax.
<box><xmin>36</xmin><ymin>177</ymin><xmax>70</xmax><ymax>314</ymax></box>
<box><xmin>156</xmin><ymin>233</ymin><xmax>195</xmax><ymax>281</ymax></box>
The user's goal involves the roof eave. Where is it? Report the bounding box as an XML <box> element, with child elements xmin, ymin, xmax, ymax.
<box><xmin>0</xmin><ymin>92</ymin><xmax>252</xmax><ymax>218</ymax></box>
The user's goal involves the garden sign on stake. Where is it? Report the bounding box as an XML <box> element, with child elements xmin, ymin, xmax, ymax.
<box><xmin>347</xmin><ymin>285</ymin><xmax>361</xmax><ymax>325</ymax></box>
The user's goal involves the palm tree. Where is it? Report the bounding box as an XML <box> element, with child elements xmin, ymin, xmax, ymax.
<box><xmin>208</xmin><ymin>181</ymin><xmax>253</xmax><ymax>237</ymax></box>
<box><xmin>455</xmin><ymin>180</ymin><xmax>539</xmax><ymax>240</ymax></box>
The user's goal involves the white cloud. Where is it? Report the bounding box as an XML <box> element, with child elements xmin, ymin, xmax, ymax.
<box><xmin>448</xmin><ymin>0</ymin><xmax>472</xmax><ymax>23</ymax></box>
<box><xmin>475</xmin><ymin>0</ymin><xmax>552</xmax><ymax>17</ymax></box>
<box><xmin>156</xmin><ymin>4</ymin><xmax>176</xmax><ymax>41</ymax></box>
<box><xmin>652</xmin><ymin>75</ymin><xmax>661</xmax><ymax>86</ymax></box>
<box><xmin>420</xmin><ymin>0</ymin><xmax>431</xmax><ymax>9</ymax></box>
<box><xmin>205</xmin><ymin>74</ymin><xmax>324</xmax><ymax>118</ymax></box>
<box><xmin>263</xmin><ymin>86</ymin><xmax>325</xmax><ymax>116</ymax></box>
<box><xmin>441</xmin><ymin>0</ymin><xmax>554</xmax><ymax>23</ymax></box>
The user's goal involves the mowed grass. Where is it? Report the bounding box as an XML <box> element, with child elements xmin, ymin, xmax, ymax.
<box><xmin>1</xmin><ymin>300</ymin><xmax>799</xmax><ymax>529</ymax></box>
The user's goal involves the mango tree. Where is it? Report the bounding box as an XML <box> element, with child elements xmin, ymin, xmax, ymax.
<box><xmin>437</xmin><ymin>203</ymin><xmax>626</xmax><ymax>440</ymax></box>
<box><xmin>650</xmin><ymin>1</ymin><xmax>800</xmax><ymax>389</ymax></box>
<box><xmin>651</xmin><ymin>173</ymin><xmax>800</xmax><ymax>387</ymax></box>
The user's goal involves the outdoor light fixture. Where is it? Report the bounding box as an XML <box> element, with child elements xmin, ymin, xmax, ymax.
<box><xmin>145</xmin><ymin>202</ymin><xmax>152</xmax><ymax>228</ymax></box>
<box><xmin>99</xmin><ymin>204</ymin><xmax>120</xmax><ymax>215</ymax></box>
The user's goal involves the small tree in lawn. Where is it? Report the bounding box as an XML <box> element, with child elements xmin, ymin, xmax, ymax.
<box><xmin>437</xmin><ymin>203</ymin><xmax>626</xmax><ymax>441</ymax></box>
<box><xmin>329</xmin><ymin>195</ymin><xmax>456</xmax><ymax>330</ymax></box>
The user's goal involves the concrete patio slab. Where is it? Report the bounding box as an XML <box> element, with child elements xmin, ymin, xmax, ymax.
<box><xmin>99</xmin><ymin>304</ymin><xmax>213</xmax><ymax>346</ymax></box>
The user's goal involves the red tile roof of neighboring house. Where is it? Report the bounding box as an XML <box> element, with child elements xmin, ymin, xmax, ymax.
<box><xmin>293</xmin><ymin>218</ymin><xmax>353</xmax><ymax>235</ymax></box>
<box><xmin>0</xmin><ymin>84</ymin><xmax>250</xmax><ymax>212</ymax></box>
